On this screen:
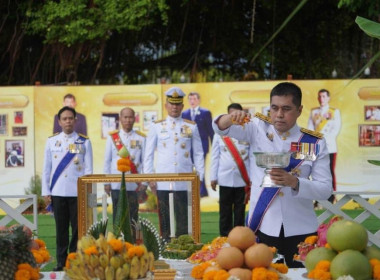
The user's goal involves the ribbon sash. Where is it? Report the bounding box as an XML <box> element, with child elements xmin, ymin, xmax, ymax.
<box><xmin>110</xmin><ymin>132</ymin><xmax>138</xmax><ymax>174</ymax></box>
<box><xmin>50</xmin><ymin>135</ymin><xmax>86</xmax><ymax>191</ymax></box>
<box><xmin>222</xmin><ymin>136</ymin><xmax>251</xmax><ymax>203</ymax></box>
<box><xmin>316</xmin><ymin>108</ymin><xmax>335</xmax><ymax>132</ymax></box>
<box><xmin>247</xmin><ymin>133</ymin><xmax>319</xmax><ymax>232</ymax></box>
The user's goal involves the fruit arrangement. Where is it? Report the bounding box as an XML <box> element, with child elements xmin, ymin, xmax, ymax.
<box><xmin>162</xmin><ymin>234</ymin><xmax>203</xmax><ymax>259</ymax></box>
<box><xmin>301</xmin><ymin>218</ymin><xmax>380</xmax><ymax>280</ymax></box>
<box><xmin>187</xmin><ymin>236</ymin><xmax>228</xmax><ymax>264</ymax></box>
<box><xmin>65</xmin><ymin>232</ymin><xmax>155</xmax><ymax>280</ymax></box>
<box><xmin>191</xmin><ymin>226</ymin><xmax>288</xmax><ymax>280</ymax></box>
<box><xmin>0</xmin><ymin>224</ymin><xmax>50</xmax><ymax>280</ymax></box>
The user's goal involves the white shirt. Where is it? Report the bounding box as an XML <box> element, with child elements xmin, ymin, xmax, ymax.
<box><xmin>213</xmin><ymin>115</ymin><xmax>332</xmax><ymax>237</ymax></box>
<box><xmin>308</xmin><ymin>106</ymin><xmax>341</xmax><ymax>153</ymax></box>
<box><xmin>103</xmin><ymin>129</ymin><xmax>146</xmax><ymax>191</ymax></box>
<box><xmin>42</xmin><ymin>132</ymin><xmax>93</xmax><ymax>197</ymax></box>
<box><xmin>144</xmin><ymin>116</ymin><xmax>204</xmax><ymax>191</ymax></box>
<box><xmin>210</xmin><ymin>134</ymin><xmax>251</xmax><ymax>187</ymax></box>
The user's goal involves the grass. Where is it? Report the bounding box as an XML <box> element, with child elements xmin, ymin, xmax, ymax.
<box><xmin>2</xmin><ymin>209</ymin><xmax>380</xmax><ymax>271</ymax></box>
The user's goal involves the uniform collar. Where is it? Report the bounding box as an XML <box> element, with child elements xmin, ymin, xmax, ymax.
<box><xmin>120</xmin><ymin>129</ymin><xmax>133</xmax><ymax>137</ymax></box>
<box><xmin>62</xmin><ymin>131</ymin><xmax>76</xmax><ymax>138</ymax></box>
<box><xmin>274</xmin><ymin>123</ymin><xmax>299</xmax><ymax>140</ymax></box>
<box><xmin>167</xmin><ymin>116</ymin><xmax>181</xmax><ymax>122</ymax></box>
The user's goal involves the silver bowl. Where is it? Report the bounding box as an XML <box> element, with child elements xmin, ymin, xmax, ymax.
<box><xmin>254</xmin><ymin>152</ymin><xmax>291</xmax><ymax>188</ymax></box>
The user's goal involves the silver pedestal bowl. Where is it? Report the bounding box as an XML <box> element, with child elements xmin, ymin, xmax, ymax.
<box><xmin>254</xmin><ymin>152</ymin><xmax>292</xmax><ymax>188</ymax></box>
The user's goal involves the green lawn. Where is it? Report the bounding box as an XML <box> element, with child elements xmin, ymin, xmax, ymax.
<box><xmin>2</xmin><ymin>210</ymin><xmax>380</xmax><ymax>271</ymax></box>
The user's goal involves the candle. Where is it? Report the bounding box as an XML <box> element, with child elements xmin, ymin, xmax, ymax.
<box><xmin>102</xmin><ymin>193</ymin><xmax>108</xmax><ymax>221</ymax></box>
<box><xmin>169</xmin><ymin>192</ymin><xmax>175</xmax><ymax>238</ymax></box>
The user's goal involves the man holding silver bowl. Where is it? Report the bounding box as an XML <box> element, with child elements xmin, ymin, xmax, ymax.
<box><xmin>212</xmin><ymin>82</ymin><xmax>332</xmax><ymax>268</ymax></box>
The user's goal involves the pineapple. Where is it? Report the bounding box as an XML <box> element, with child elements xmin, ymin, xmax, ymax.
<box><xmin>10</xmin><ymin>225</ymin><xmax>37</xmax><ymax>267</ymax></box>
<box><xmin>0</xmin><ymin>230</ymin><xmax>18</xmax><ymax>280</ymax></box>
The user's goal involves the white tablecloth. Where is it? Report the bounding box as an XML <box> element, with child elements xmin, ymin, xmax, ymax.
<box><xmin>41</xmin><ymin>268</ymin><xmax>307</xmax><ymax>279</ymax></box>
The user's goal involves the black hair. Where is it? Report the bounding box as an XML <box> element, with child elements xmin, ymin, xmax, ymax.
<box><xmin>58</xmin><ymin>106</ymin><xmax>76</xmax><ymax>119</ymax></box>
<box><xmin>270</xmin><ymin>82</ymin><xmax>302</xmax><ymax>107</ymax></box>
<box><xmin>318</xmin><ymin>89</ymin><xmax>330</xmax><ymax>97</ymax></box>
<box><xmin>228</xmin><ymin>103</ymin><xmax>243</xmax><ymax>111</ymax></box>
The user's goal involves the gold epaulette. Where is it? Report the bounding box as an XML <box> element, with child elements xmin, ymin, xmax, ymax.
<box><xmin>183</xmin><ymin>119</ymin><xmax>196</xmax><ymax>125</ymax></box>
<box><xmin>300</xmin><ymin>128</ymin><xmax>323</xmax><ymax>139</ymax></box>
<box><xmin>154</xmin><ymin>119</ymin><xmax>164</xmax><ymax>124</ymax></box>
<box><xmin>49</xmin><ymin>132</ymin><xmax>59</xmax><ymax>138</ymax></box>
<box><xmin>108</xmin><ymin>129</ymin><xmax>119</xmax><ymax>135</ymax></box>
<box><xmin>255</xmin><ymin>112</ymin><xmax>272</xmax><ymax>124</ymax></box>
<box><xmin>78</xmin><ymin>133</ymin><xmax>89</xmax><ymax>139</ymax></box>
<box><xmin>135</xmin><ymin>130</ymin><xmax>146</xmax><ymax>137</ymax></box>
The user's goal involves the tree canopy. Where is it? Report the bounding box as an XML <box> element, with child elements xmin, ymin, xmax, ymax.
<box><xmin>0</xmin><ymin>0</ymin><xmax>378</xmax><ymax>85</ymax></box>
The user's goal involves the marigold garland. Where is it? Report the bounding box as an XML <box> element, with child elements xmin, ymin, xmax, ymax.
<box><xmin>127</xmin><ymin>245</ymin><xmax>145</xmax><ymax>258</ymax></box>
<box><xmin>191</xmin><ymin>261</ymin><xmax>212</xmax><ymax>279</ymax></box>
<box><xmin>34</xmin><ymin>239</ymin><xmax>46</xmax><ymax>248</ymax></box>
<box><xmin>214</xmin><ymin>269</ymin><xmax>229</xmax><ymax>280</ymax></box>
<box><xmin>84</xmin><ymin>245</ymin><xmax>99</xmax><ymax>256</ymax></box>
<box><xmin>65</xmin><ymin>252</ymin><xmax>78</xmax><ymax>269</ymax></box>
<box><xmin>251</xmin><ymin>267</ymin><xmax>279</xmax><ymax>280</ymax></box>
<box><xmin>270</xmin><ymin>263</ymin><xmax>288</xmax><ymax>274</ymax></box>
<box><xmin>14</xmin><ymin>263</ymin><xmax>39</xmax><ymax>280</ymax></box>
<box><xmin>203</xmin><ymin>270</ymin><xmax>218</xmax><ymax>280</ymax></box>
<box><xmin>108</xmin><ymin>239</ymin><xmax>124</xmax><ymax>253</ymax></box>
<box><xmin>117</xmin><ymin>157</ymin><xmax>131</xmax><ymax>172</ymax></box>
<box><xmin>305</xmin><ymin>235</ymin><xmax>318</xmax><ymax>245</ymax></box>
<box><xmin>370</xmin><ymin>258</ymin><xmax>380</xmax><ymax>280</ymax></box>
<box><xmin>307</xmin><ymin>260</ymin><xmax>331</xmax><ymax>280</ymax></box>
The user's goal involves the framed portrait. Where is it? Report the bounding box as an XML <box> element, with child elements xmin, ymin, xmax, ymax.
<box><xmin>101</xmin><ymin>113</ymin><xmax>119</xmax><ymax>139</ymax></box>
<box><xmin>143</xmin><ymin>110</ymin><xmax>158</xmax><ymax>131</ymax></box>
<box><xmin>12</xmin><ymin>126</ymin><xmax>27</xmax><ymax>136</ymax></box>
<box><xmin>359</xmin><ymin>125</ymin><xmax>380</xmax><ymax>147</ymax></box>
<box><xmin>5</xmin><ymin>139</ymin><xmax>24</xmax><ymax>167</ymax></box>
<box><xmin>0</xmin><ymin>114</ymin><xmax>8</xmax><ymax>136</ymax></box>
<box><xmin>135</xmin><ymin>112</ymin><xmax>140</xmax><ymax>123</ymax></box>
<box><xmin>364</xmin><ymin>106</ymin><xmax>380</xmax><ymax>121</ymax></box>
<box><xmin>14</xmin><ymin>111</ymin><xmax>23</xmax><ymax>124</ymax></box>
<box><xmin>77</xmin><ymin>173</ymin><xmax>201</xmax><ymax>242</ymax></box>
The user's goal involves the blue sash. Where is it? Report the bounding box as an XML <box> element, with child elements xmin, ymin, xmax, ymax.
<box><xmin>50</xmin><ymin>135</ymin><xmax>86</xmax><ymax>191</ymax></box>
<box><xmin>247</xmin><ymin>133</ymin><xmax>319</xmax><ymax>232</ymax></box>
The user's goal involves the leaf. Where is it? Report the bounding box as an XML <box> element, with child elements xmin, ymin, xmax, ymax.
<box><xmin>368</xmin><ymin>160</ymin><xmax>380</xmax><ymax>166</ymax></box>
<box><xmin>355</xmin><ymin>16</ymin><xmax>380</xmax><ymax>39</ymax></box>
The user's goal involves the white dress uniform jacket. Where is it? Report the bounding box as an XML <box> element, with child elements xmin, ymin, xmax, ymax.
<box><xmin>42</xmin><ymin>132</ymin><xmax>93</xmax><ymax>197</ymax></box>
<box><xmin>103</xmin><ymin>129</ymin><xmax>146</xmax><ymax>191</ymax></box>
<box><xmin>144</xmin><ymin>116</ymin><xmax>204</xmax><ymax>191</ymax></box>
<box><xmin>210</xmin><ymin>134</ymin><xmax>251</xmax><ymax>187</ymax></box>
<box><xmin>213</xmin><ymin>115</ymin><xmax>332</xmax><ymax>237</ymax></box>
<box><xmin>308</xmin><ymin>106</ymin><xmax>341</xmax><ymax>153</ymax></box>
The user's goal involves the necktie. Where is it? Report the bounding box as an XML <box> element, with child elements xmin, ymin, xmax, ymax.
<box><xmin>191</xmin><ymin>109</ymin><xmax>195</xmax><ymax>121</ymax></box>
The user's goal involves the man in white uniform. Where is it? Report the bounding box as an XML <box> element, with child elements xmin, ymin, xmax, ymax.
<box><xmin>213</xmin><ymin>82</ymin><xmax>332</xmax><ymax>268</ymax></box>
<box><xmin>104</xmin><ymin>107</ymin><xmax>146</xmax><ymax>225</ymax></box>
<box><xmin>42</xmin><ymin>106</ymin><xmax>93</xmax><ymax>271</ymax></box>
<box><xmin>144</xmin><ymin>87</ymin><xmax>204</xmax><ymax>241</ymax></box>
<box><xmin>308</xmin><ymin>89</ymin><xmax>341</xmax><ymax>202</ymax></box>
<box><xmin>210</xmin><ymin>103</ymin><xmax>252</xmax><ymax>237</ymax></box>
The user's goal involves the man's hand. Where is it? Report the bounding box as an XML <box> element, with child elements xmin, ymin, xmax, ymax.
<box><xmin>43</xmin><ymin>195</ymin><xmax>51</xmax><ymax>206</ymax></box>
<box><xmin>270</xmin><ymin>168</ymin><xmax>299</xmax><ymax>189</ymax></box>
<box><xmin>104</xmin><ymin>184</ymin><xmax>111</xmax><ymax>196</ymax></box>
<box><xmin>211</xmin><ymin>180</ymin><xmax>218</xmax><ymax>191</ymax></box>
<box><xmin>217</xmin><ymin>110</ymin><xmax>250</xmax><ymax>130</ymax></box>
<box><xmin>149</xmin><ymin>182</ymin><xmax>157</xmax><ymax>195</ymax></box>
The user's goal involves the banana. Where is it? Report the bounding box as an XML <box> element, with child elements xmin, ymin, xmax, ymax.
<box><xmin>122</xmin><ymin>263</ymin><xmax>130</xmax><ymax>278</ymax></box>
<box><xmin>139</xmin><ymin>252</ymin><xmax>149</xmax><ymax>278</ymax></box>
<box><xmin>115</xmin><ymin>267</ymin><xmax>129</xmax><ymax>280</ymax></box>
<box><xmin>96</xmin><ymin>234</ymin><xmax>108</xmax><ymax>253</ymax></box>
<box><xmin>84</xmin><ymin>264</ymin><xmax>96</xmax><ymax>279</ymax></box>
<box><xmin>106</xmin><ymin>231</ymin><xmax>117</xmax><ymax>242</ymax></box>
<box><xmin>105</xmin><ymin>266</ymin><xmax>115</xmax><ymax>280</ymax></box>
<box><xmin>94</xmin><ymin>266</ymin><xmax>106</xmax><ymax>280</ymax></box>
<box><xmin>90</xmin><ymin>254</ymin><xmax>100</xmax><ymax>268</ymax></box>
<box><xmin>65</xmin><ymin>268</ymin><xmax>83</xmax><ymax>280</ymax></box>
<box><xmin>81</xmin><ymin>235</ymin><xmax>96</xmax><ymax>250</ymax></box>
<box><xmin>129</xmin><ymin>256</ymin><xmax>140</xmax><ymax>279</ymax></box>
<box><xmin>99</xmin><ymin>253</ymin><xmax>109</xmax><ymax>268</ymax></box>
<box><xmin>110</xmin><ymin>255</ymin><xmax>122</xmax><ymax>269</ymax></box>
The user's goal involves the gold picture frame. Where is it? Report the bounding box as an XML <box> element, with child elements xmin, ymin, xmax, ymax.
<box><xmin>77</xmin><ymin>173</ymin><xmax>201</xmax><ymax>242</ymax></box>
